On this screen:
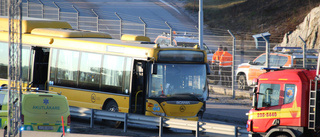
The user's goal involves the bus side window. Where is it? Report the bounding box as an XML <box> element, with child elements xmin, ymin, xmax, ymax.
<box><xmin>0</xmin><ymin>42</ymin><xmax>8</xmax><ymax>79</ymax></box>
<box><xmin>101</xmin><ymin>55</ymin><xmax>125</xmax><ymax>94</ymax></box>
<box><xmin>0</xmin><ymin>94</ymin><xmax>6</xmax><ymax>110</ymax></box>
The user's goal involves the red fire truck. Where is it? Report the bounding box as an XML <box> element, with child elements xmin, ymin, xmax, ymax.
<box><xmin>246</xmin><ymin>68</ymin><xmax>320</xmax><ymax>137</ymax></box>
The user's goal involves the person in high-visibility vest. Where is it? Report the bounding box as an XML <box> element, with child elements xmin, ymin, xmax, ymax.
<box><xmin>211</xmin><ymin>45</ymin><xmax>224</xmax><ymax>64</ymax></box>
<box><xmin>219</xmin><ymin>47</ymin><xmax>233</xmax><ymax>87</ymax></box>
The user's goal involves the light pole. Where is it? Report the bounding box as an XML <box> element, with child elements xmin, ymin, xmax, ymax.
<box><xmin>198</xmin><ymin>0</ymin><xmax>203</xmax><ymax>49</ymax></box>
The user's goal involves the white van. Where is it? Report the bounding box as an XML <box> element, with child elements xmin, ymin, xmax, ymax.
<box><xmin>0</xmin><ymin>89</ymin><xmax>70</xmax><ymax>134</ymax></box>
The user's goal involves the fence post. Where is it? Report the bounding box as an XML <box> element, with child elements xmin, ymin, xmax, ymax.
<box><xmin>124</xmin><ymin>113</ymin><xmax>128</xmax><ymax>133</ymax></box>
<box><xmin>196</xmin><ymin>121</ymin><xmax>199</xmax><ymax>137</ymax></box>
<box><xmin>72</xmin><ymin>5</ymin><xmax>79</xmax><ymax>29</ymax></box>
<box><xmin>234</xmin><ymin>126</ymin><xmax>238</xmax><ymax>137</ymax></box>
<box><xmin>90</xmin><ymin>109</ymin><xmax>94</xmax><ymax>128</ymax></box>
<box><xmin>261</xmin><ymin>34</ymin><xmax>269</xmax><ymax>68</ymax></box>
<box><xmin>91</xmin><ymin>9</ymin><xmax>99</xmax><ymax>32</ymax></box>
<box><xmin>159</xmin><ymin>117</ymin><xmax>163</xmax><ymax>137</ymax></box>
<box><xmin>198</xmin><ymin>0</ymin><xmax>203</xmax><ymax>49</ymax></box>
<box><xmin>38</xmin><ymin>0</ymin><xmax>44</xmax><ymax>18</ymax></box>
<box><xmin>26</xmin><ymin>0</ymin><xmax>29</xmax><ymax>17</ymax></box>
<box><xmin>165</xmin><ymin>21</ymin><xmax>173</xmax><ymax>46</ymax></box>
<box><xmin>53</xmin><ymin>2</ymin><xmax>60</xmax><ymax>21</ymax></box>
<box><xmin>115</xmin><ymin>12</ymin><xmax>122</xmax><ymax>38</ymax></box>
<box><xmin>299</xmin><ymin>36</ymin><xmax>306</xmax><ymax>68</ymax></box>
<box><xmin>139</xmin><ymin>17</ymin><xmax>147</xmax><ymax>36</ymax></box>
<box><xmin>228</xmin><ymin>30</ymin><xmax>236</xmax><ymax>99</ymax></box>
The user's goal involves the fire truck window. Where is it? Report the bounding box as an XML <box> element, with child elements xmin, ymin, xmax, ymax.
<box><xmin>284</xmin><ymin>84</ymin><xmax>295</xmax><ymax>104</ymax></box>
<box><xmin>258</xmin><ymin>84</ymin><xmax>280</xmax><ymax>108</ymax></box>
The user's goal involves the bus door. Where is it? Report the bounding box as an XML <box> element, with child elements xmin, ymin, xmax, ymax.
<box><xmin>130</xmin><ymin>60</ymin><xmax>146</xmax><ymax>114</ymax></box>
<box><xmin>30</xmin><ymin>47</ymin><xmax>50</xmax><ymax>90</ymax></box>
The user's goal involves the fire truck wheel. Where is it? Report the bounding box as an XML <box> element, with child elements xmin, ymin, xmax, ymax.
<box><xmin>238</xmin><ymin>74</ymin><xmax>248</xmax><ymax>90</ymax></box>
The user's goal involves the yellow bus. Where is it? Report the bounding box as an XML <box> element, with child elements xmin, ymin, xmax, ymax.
<box><xmin>0</xmin><ymin>16</ymin><xmax>210</xmax><ymax>127</ymax></box>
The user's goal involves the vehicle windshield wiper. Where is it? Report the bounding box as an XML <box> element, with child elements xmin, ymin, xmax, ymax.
<box><xmin>171</xmin><ymin>93</ymin><xmax>202</xmax><ymax>101</ymax></box>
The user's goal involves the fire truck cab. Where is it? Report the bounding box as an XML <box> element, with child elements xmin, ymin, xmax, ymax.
<box><xmin>247</xmin><ymin>68</ymin><xmax>320</xmax><ymax>137</ymax></box>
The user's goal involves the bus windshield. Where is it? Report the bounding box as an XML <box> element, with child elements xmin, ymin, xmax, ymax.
<box><xmin>149</xmin><ymin>63</ymin><xmax>207</xmax><ymax>100</ymax></box>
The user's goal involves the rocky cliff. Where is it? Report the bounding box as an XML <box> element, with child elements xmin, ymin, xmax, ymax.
<box><xmin>280</xmin><ymin>5</ymin><xmax>320</xmax><ymax>49</ymax></box>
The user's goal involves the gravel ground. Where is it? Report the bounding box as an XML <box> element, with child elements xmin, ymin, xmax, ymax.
<box><xmin>208</xmin><ymin>93</ymin><xmax>252</xmax><ymax>106</ymax></box>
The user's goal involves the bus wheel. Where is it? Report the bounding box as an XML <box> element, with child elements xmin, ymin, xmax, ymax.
<box><xmin>238</xmin><ymin>74</ymin><xmax>248</xmax><ymax>90</ymax></box>
<box><xmin>103</xmin><ymin>100</ymin><xmax>123</xmax><ymax>128</ymax></box>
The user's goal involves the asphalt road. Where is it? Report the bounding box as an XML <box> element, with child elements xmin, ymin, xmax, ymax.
<box><xmin>67</xmin><ymin>93</ymin><xmax>251</xmax><ymax>137</ymax></box>
<box><xmin>0</xmin><ymin>92</ymin><xmax>251</xmax><ymax>137</ymax></box>
<box><xmin>55</xmin><ymin>0</ymin><xmax>198</xmax><ymax>32</ymax></box>
<box><xmin>204</xmin><ymin>94</ymin><xmax>251</xmax><ymax>126</ymax></box>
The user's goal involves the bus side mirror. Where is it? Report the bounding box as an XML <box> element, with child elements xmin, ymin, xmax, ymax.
<box><xmin>253</xmin><ymin>86</ymin><xmax>257</xmax><ymax>93</ymax></box>
<box><xmin>151</xmin><ymin>64</ymin><xmax>157</xmax><ymax>75</ymax></box>
<box><xmin>206</xmin><ymin>63</ymin><xmax>211</xmax><ymax>75</ymax></box>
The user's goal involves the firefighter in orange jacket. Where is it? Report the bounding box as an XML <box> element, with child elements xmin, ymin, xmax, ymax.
<box><xmin>219</xmin><ymin>47</ymin><xmax>233</xmax><ymax>86</ymax></box>
<box><xmin>211</xmin><ymin>45</ymin><xmax>224</xmax><ymax>64</ymax></box>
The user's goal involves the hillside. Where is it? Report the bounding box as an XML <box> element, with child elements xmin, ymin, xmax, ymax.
<box><xmin>185</xmin><ymin>0</ymin><xmax>320</xmax><ymax>42</ymax></box>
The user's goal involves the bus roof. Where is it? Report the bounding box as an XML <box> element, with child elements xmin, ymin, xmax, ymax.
<box><xmin>0</xmin><ymin>16</ymin><xmax>207</xmax><ymax>62</ymax></box>
<box><xmin>31</xmin><ymin>28</ymin><xmax>112</xmax><ymax>38</ymax></box>
<box><xmin>0</xmin><ymin>16</ymin><xmax>72</xmax><ymax>33</ymax></box>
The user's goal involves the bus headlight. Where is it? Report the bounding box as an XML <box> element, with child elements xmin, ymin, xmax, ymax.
<box><xmin>151</xmin><ymin>112</ymin><xmax>166</xmax><ymax>116</ymax></box>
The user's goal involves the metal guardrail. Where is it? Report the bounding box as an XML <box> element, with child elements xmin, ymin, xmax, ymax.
<box><xmin>70</xmin><ymin>106</ymin><xmax>249</xmax><ymax>137</ymax></box>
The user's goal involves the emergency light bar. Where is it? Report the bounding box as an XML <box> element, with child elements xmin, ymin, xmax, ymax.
<box><xmin>161</xmin><ymin>32</ymin><xmax>197</xmax><ymax>38</ymax></box>
<box><xmin>261</xmin><ymin>67</ymin><xmax>281</xmax><ymax>71</ymax></box>
<box><xmin>273</xmin><ymin>46</ymin><xmax>302</xmax><ymax>52</ymax></box>
<box><xmin>273</xmin><ymin>46</ymin><xmax>318</xmax><ymax>55</ymax></box>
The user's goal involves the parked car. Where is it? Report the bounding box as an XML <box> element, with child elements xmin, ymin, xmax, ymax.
<box><xmin>154</xmin><ymin>32</ymin><xmax>214</xmax><ymax>63</ymax></box>
<box><xmin>0</xmin><ymin>88</ymin><xmax>71</xmax><ymax>135</ymax></box>
<box><xmin>236</xmin><ymin>47</ymin><xmax>318</xmax><ymax>90</ymax></box>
